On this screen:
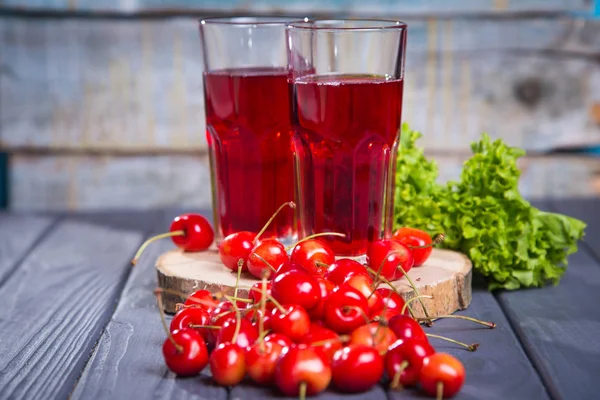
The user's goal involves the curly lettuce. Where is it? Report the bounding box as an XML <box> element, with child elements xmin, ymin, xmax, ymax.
<box><xmin>394</xmin><ymin>124</ymin><xmax>586</xmax><ymax>290</ymax></box>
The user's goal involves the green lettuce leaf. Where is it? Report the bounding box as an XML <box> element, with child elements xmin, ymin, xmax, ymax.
<box><xmin>394</xmin><ymin>125</ymin><xmax>586</xmax><ymax>290</ymax></box>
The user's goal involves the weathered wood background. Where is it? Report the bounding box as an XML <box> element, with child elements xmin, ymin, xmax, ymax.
<box><xmin>1</xmin><ymin>0</ymin><xmax>599</xmax><ymax>210</ymax></box>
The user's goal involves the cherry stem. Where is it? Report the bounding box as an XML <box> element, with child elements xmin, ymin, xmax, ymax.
<box><xmin>227</xmin><ymin>297</ymin><xmax>253</xmax><ymax>303</ymax></box>
<box><xmin>299</xmin><ymin>381</ymin><xmax>307</xmax><ymax>400</ymax></box>
<box><xmin>267</xmin><ymin>294</ymin><xmax>286</xmax><ymax>313</ymax></box>
<box><xmin>213</xmin><ymin>309</ymin><xmax>234</xmax><ymax>321</ymax></box>
<box><xmin>188</xmin><ymin>324</ymin><xmax>221</xmax><ymax>329</ymax></box>
<box><xmin>251</xmin><ymin>253</ymin><xmax>277</xmax><ymax>273</ymax></box>
<box><xmin>309</xmin><ymin>335</ymin><xmax>349</xmax><ymax>347</ymax></box>
<box><xmin>225</xmin><ymin>295</ymin><xmax>242</xmax><ymax>344</ymax></box>
<box><xmin>372</xmin><ymin>321</ymin><xmax>384</xmax><ymax>344</ymax></box>
<box><xmin>366</xmin><ymin>267</ymin><xmax>416</xmax><ymax>319</ymax></box>
<box><xmin>366</xmin><ymin>286</ymin><xmax>378</xmax><ymax>300</ymax></box>
<box><xmin>401</xmin><ymin>295</ymin><xmax>433</xmax><ymax>316</ymax></box>
<box><xmin>153</xmin><ymin>289</ymin><xmax>183</xmax><ymax>353</ymax></box>
<box><xmin>416</xmin><ymin>315</ymin><xmax>496</xmax><ymax>328</ymax></box>
<box><xmin>259</xmin><ymin>275</ymin><xmax>268</xmax><ymax>352</ymax></box>
<box><xmin>408</xmin><ymin>233</ymin><xmax>446</xmax><ymax>249</ymax></box>
<box><xmin>372</xmin><ymin>290</ymin><xmax>393</xmax><ymax>341</ymax></box>
<box><xmin>436</xmin><ymin>381</ymin><xmax>444</xmax><ymax>400</ymax></box>
<box><xmin>384</xmin><ymin>250</ymin><xmax>432</xmax><ymax>322</ymax></box>
<box><xmin>132</xmin><ymin>230</ymin><xmax>184</xmax><ymax>265</ymax></box>
<box><xmin>284</xmin><ymin>232</ymin><xmax>346</xmax><ymax>252</ymax></box>
<box><xmin>426</xmin><ymin>333</ymin><xmax>479</xmax><ymax>351</ymax></box>
<box><xmin>234</xmin><ymin>260</ymin><xmax>243</xmax><ymax>299</ymax></box>
<box><xmin>342</xmin><ymin>305</ymin><xmax>372</xmax><ymax>326</ymax></box>
<box><xmin>254</xmin><ymin>201</ymin><xmax>296</xmax><ymax>243</ymax></box>
<box><xmin>372</xmin><ymin>254</ymin><xmax>389</xmax><ymax>286</ymax></box>
<box><xmin>390</xmin><ymin>360</ymin><xmax>409</xmax><ymax>390</ymax></box>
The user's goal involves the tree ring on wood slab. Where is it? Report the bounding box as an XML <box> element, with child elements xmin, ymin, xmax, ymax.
<box><xmin>156</xmin><ymin>248</ymin><xmax>472</xmax><ymax>318</ymax></box>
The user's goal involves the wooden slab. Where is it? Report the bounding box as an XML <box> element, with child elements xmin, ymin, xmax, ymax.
<box><xmin>156</xmin><ymin>247</ymin><xmax>472</xmax><ymax>318</ymax></box>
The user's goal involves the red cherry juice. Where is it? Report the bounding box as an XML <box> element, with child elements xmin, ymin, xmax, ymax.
<box><xmin>291</xmin><ymin>74</ymin><xmax>404</xmax><ymax>256</ymax></box>
<box><xmin>204</xmin><ymin>67</ymin><xmax>295</xmax><ymax>240</ymax></box>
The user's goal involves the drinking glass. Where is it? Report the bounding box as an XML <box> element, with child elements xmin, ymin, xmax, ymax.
<box><xmin>199</xmin><ymin>17</ymin><xmax>298</xmax><ymax>242</ymax></box>
<box><xmin>287</xmin><ymin>20</ymin><xmax>408</xmax><ymax>256</ymax></box>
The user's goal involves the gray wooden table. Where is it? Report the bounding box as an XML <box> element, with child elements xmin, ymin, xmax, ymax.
<box><xmin>0</xmin><ymin>199</ymin><xmax>598</xmax><ymax>400</ymax></box>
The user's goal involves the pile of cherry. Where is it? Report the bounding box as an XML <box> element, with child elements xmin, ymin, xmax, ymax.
<box><xmin>133</xmin><ymin>202</ymin><xmax>495</xmax><ymax>400</ymax></box>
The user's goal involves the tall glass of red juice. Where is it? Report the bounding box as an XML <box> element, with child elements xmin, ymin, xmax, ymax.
<box><xmin>199</xmin><ymin>17</ymin><xmax>298</xmax><ymax>242</ymax></box>
<box><xmin>287</xmin><ymin>20</ymin><xmax>407</xmax><ymax>256</ymax></box>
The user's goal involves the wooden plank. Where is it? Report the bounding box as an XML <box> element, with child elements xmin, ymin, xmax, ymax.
<box><xmin>0</xmin><ymin>213</ymin><xmax>55</xmax><ymax>283</ymax></box>
<box><xmin>7</xmin><ymin>153</ymin><xmax>600</xmax><ymax>211</ymax></box>
<box><xmin>71</xmin><ymin>210</ymin><xmax>228</xmax><ymax>400</ymax></box>
<box><xmin>9</xmin><ymin>155</ymin><xmax>212</xmax><ymax>211</ymax></box>
<box><xmin>0</xmin><ymin>0</ymin><xmax>589</xmax><ymax>14</ymax></box>
<box><xmin>0</xmin><ymin>152</ymin><xmax>7</xmax><ymax>209</ymax></box>
<box><xmin>0</xmin><ymin>217</ymin><xmax>145</xmax><ymax>400</ymax></box>
<box><xmin>496</xmin><ymin>200</ymin><xmax>600</xmax><ymax>400</ymax></box>
<box><xmin>388</xmin><ymin>284</ymin><xmax>550</xmax><ymax>400</ymax></box>
<box><xmin>552</xmin><ymin>198</ymin><xmax>600</xmax><ymax>261</ymax></box>
<box><xmin>1</xmin><ymin>17</ymin><xmax>599</xmax><ymax>155</ymax></box>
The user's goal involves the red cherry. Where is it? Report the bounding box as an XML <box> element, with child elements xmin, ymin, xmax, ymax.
<box><xmin>270</xmin><ymin>304</ymin><xmax>311</xmax><ymax>342</ymax></box>
<box><xmin>170</xmin><ymin>213</ymin><xmax>214</xmax><ymax>251</ymax></box>
<box><xmin>274</xmin><ymin>260</ymin><xmax>302</xmax><ymax>277</ymax></box>
<box><xmin>216</xmin><ymin>318</ymin><xmax>259</xmax><ymax>349</ymax></box>
<box><xmin>300</xmin><ymin>325</ymin><xmax>343</xmax><ymax>363</ymax></box>
<box><xmin>183</xmin><ymin>289</ymin><xmax>218</xmax><ymax>313</ymax></box>
<box><xmin>420</xmin><ymin>353</ymin><xmax>466</xmax><ymax>398</ymax></box>
<box><xmin>344</xmin><ymin>274</ymin><xmax>382</xmax><ymax>314</ymax></box>
<box><xmin>272</xmin><ymin>270</ymin><xmax>321</xmax><ymax>311</ymax></box>
<box><xmin>323</xmin><ymin>285</ymin><xmax>369</xmax><ymax>334</ymax></box>
<box><xmin>366</xmin><ymin>239</ymin><xmax>414</xmax><ymax>280</ymax></box>
<box><xmin>208</xmin><ymin>302</ymin><xmax>237</xmax><ymax>346</ymax></box>
<box><xmin>370</xmin><ymin>288</ymin><xmax>408</xmax><ymax>319</ymax></box>
<box><xmin>132</xmin><ymin>213</ymin><xmax>214</xmax><ymax>264</ymax></box>
<box><xmin>170</xmin><ymin>307</ymin><xmax>211</xmax><ymax>342</ymax></box>
<box><xmin>376</xmin><ymin>308</ymin><xmax>401</xmax><ymax>323</ymax></box>
<box><xmin>162</xmin><ymin>328</ymin><xmax>209</xmax><ymax>377</ymax></box>
<box><xmin>331</xmin><ymin>345</ymin><xmax>384</xmax><ymax>393</ymax></box>
<box><xmin>209</xmin><ymin>342</ymin><xmax>246</xmax><ymax>386</ymax></box>
<box><xmin>245</xmin><ymin>341</ymin><xmax>286</xmax><ymax>385</ymax></box>
<box><xmin>308</xmin><ymin>277</ymin><xmax>337</xmax><ymax>320</ymax></box>
<box><xmin>349</xmin><ymin>322</ymin><xmax>397</xmax><ymax>354</ymax></box>
<box><xmin>388</xmin><ymin>314</ymin><xmax>427</xmax><ymax>342</ymax></box>
<box><xmin>325</xmin><ymin>258</ymin><xmax>370</xmax><ymax>285</ymax></box>
<box><xmin>275</xmin><ymin>345</ymin><xmax>332</xmax><ymax>396</ymax></box>
<box><xmin>385</xmin><ymin>338</ymin><xmax>435</xmax><ymax>387</ymax></box>
<box><xmin>218</xmin><ymin>231</ymin><xmax>257</xmax><ymax>272</ymax></box>
<box><xmin>290</xmin><ymin>239</ymin><xmax>335</xmax><ymax>276</ymax></box>
<box><xmin>264</xmin><ymin>333</ymin><xmax>294</xmax><ymax>348</ymax></box>
<box><xmin>247</xmin><ymin>239</ymin><xmax>289</xmax><ymax>279</ymax></box>
<box><xmin>249</xmin><ymin>281</ymin><xmax>272</xmax><ymax>305</ymax></box>
<box><xmin>210</xmin><ymin>301</ymin><xmax>236</xmax><ymax>326</ymax></box>
<box><xmin>392</xmin><ymin>227</ymin><xmax>433</xmax><ymax>266</ymax></box>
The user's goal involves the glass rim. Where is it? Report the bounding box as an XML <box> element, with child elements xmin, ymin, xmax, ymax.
<box><xmin>287</xmin><ymin>19</ymin><xmax>407</xmax><ymax>31</ymax></box>
<box><xmin>200</xmin><ymin>16</ymin><xmax>309</xmax><ymax>27</ymax></box>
